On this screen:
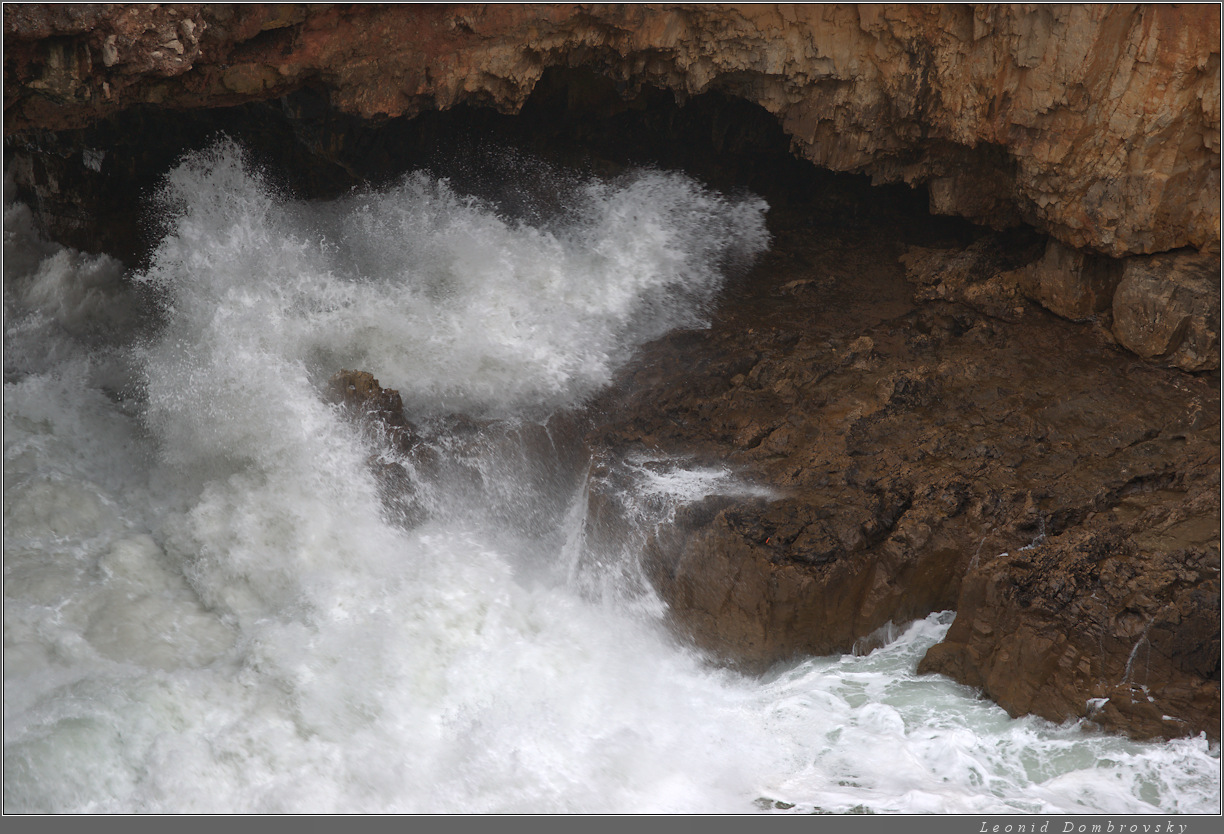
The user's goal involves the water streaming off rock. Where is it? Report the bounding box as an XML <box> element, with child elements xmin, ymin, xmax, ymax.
<box><xmin>3</xmin><ymin>146</ymin><xmax>1218</xmax><ymax>813</ymax></box>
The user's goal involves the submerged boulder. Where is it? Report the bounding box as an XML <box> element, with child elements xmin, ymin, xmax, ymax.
<box><xmin>326</xmin><ymin>369</ymin><xmax>426</xmax><ymax>527</ymax></box>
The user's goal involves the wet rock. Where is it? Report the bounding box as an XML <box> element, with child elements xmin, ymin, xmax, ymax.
<box><xmin>326</xmin><ymin>369</ymin><xmax>417</xmax><ymax>454</ymax></box>
<box><xmin>5</xmin><ymin>1</ymin><xmax>1216</xmax><ymax>740</ymax></box>
<box><xmin>324</xmin><ymin>373</ymin><xmax>594</xmax><ymax>536</ymax></box>
<box><xmin>919</xmin><ymin>459</ymin><xmax>1220</xmax><ymax>741</ymax></box>
<box><xmin>326</xmin><ymin>369</ymin><xmax>425</xmax><ymax>526</ymax></box>
<box><xmin>640</xmin><ymin>488</ymin><xmax>967</xmax><ymax>671</ymax></box>
<box><xmin>366</xmin><ymin>459</ymin><xmax>427</xmax><ymax>530</ymax></box>
<box><xmin>587</xmin><ymin>205</ymin><xmax>1219</xmax><ymax>738</ymax></box>
<box><xmin>1111</xmin><ymin>250</ymin><xmax>1221</xmax><ymax>372</ymax></box>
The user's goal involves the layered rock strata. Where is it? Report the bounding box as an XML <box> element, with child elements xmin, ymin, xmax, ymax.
<box><xmin>4</xmin><ymin>3</ymin><xmax>1220</xmax><ymax>258</ymax></box>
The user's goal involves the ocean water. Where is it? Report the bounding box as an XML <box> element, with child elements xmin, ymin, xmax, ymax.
<box><xmin>3</xmin><ymin>143</ymin><xmax>1219</xmax><ymax>813</ymax></box>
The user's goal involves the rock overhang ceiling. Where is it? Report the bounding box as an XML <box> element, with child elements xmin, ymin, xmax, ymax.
<box><xmin>4</xmin><ymin>3</ymin><xmax>1220</xmax><ymax>257</ymax></box>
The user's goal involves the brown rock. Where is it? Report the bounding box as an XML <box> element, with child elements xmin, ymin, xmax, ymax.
<box><xmin>640</xmin><ymin>488</ymin><xmax>967</xmax><ymax>671</ymax></box>
<box><xmin>1111</xmin><ymin>250</ymin><xmax>1221</xmax><ymax>372</ymax></box>
<box><xmin>327</xmin><ymin>369</ymin><xmax>407</xmax><ymax>423</ymax></box>
<box><xmin>586</xmin><ymin>199</ymin><xmax>1219</xmax><ymax>740</ymax></box>
<box><xmin>326</xmin><ymin>368</ymin><xmax>423</xmax><ymax>452</ymax></box>
<box><xmin>326</xmin><ymin>370</ymin><xmax>425</xmax><ymax>526</ymax></box>
<box><xmin>899</xmin><ymin>230</ymin><xmax>1044</xmax><ymax>321</ymax></box>
<box><xmin>919</xmin><ymin>470</ymin><xmax>1220</xmax><ymax>741</ymax></box>
<box><xmin>4</xmin><ymin>4</ymin><xmax>1219</xmax><ymax>256</ymax></box>
<box><xmin>1012</xmin><ymin>239</ymin><xmax>1124</xmax><ymax>322</ymax></box>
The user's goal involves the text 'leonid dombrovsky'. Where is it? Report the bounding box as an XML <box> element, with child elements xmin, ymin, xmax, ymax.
<box><xmin>980</xmin><ymin>823</ymin><xmax>1190</xmax><ymax>834</ymax></box>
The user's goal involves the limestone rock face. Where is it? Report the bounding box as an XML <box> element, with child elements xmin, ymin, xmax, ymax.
<box><xmin>4</xmin><ymin>3</ymin><xmax>1219</xmax><ymax>257</ymax></box>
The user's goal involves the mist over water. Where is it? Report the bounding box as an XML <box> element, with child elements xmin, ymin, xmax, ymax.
<box><xmin>4</xmin><ymin>144</ymin><xmax>1219</xmax><ymax>813</ymax></box>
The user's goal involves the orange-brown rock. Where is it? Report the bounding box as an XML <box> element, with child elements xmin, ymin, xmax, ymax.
<box><xmin>4</xmin><ymin>4</ymin><xmax>1219</xmax><ymax>257</ymax></box>
<box><xmin>1110</xmin><ymin>250</ymin><xmax>1222</xmax><ymax>373</ymax></box>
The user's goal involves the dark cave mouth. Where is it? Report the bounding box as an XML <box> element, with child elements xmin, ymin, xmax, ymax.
<box><xmin>5</xmin><ymin>66</ymin><xmax>1002</xmax><ymax>267</ymax></box>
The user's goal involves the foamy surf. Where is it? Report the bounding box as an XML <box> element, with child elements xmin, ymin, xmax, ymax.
<box><xmin>3</xmin><ymin>144</ymin><xmax>1218</xmax><ymax>813</ymax></box>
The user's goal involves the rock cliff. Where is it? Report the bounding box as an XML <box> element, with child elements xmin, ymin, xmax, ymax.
<box><xmin>4</xmin><ymin>3</ymin><xmax>1220</xmax><ymax>257</ymax></box>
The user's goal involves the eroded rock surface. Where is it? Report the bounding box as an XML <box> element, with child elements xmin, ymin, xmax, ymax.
<box><xmin>5</xmin><ymin>3</ymin><xmax>1219</xmax><ymax>256</ymax></box>
<box><xmin>901</xmin><ymin>237</ymin><xmax>1220</xmax><ymax>372</ymax></box>
<box><xmin>585</xmin><ymin>200</ymin><xmax>1220</xmax><ymax>739</ymax></box>
<box><xmin>920</xmin><ymin>465</ymin><xmax>1220</xmax><ymax>741</ymax></box>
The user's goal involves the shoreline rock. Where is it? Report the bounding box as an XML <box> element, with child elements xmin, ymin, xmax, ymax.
<box><xmin>919</xmin><ymin>458</ymin><xmax>1220</xmax><ymax>741</ymax></box>
<box><xmin>326</xmin><ymin>369</ymin><xmax>426</xmax><ymax>528</ymax></box>
<box><xmin>586</xmin><ymin>204</ymin><xmax>1220</xmax><ymax>739</ymax></box>
<box><xmin>4</xmin><ymin>4</ymin><xmax>1217</xmax><ymax>742</ymax></box>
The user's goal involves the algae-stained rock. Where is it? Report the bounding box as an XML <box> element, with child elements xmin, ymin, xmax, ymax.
<box><xmin>1111</xmin><ymin>250</ymin><xmax>1221</xmax><ymax>372</ymax></box>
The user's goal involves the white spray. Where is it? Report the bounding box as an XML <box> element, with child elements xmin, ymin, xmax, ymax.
<box><xmin>3</xmin><ymin>144</ymin><xmax>1218</xmax><ymax>813</ymax></box>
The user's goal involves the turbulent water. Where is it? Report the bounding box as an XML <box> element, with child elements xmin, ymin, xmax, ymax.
<box><xmin>3</xmin><ymin>143</ymin><xmax>1219</xmax><ymax>814</ymax></box>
